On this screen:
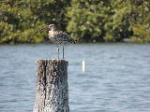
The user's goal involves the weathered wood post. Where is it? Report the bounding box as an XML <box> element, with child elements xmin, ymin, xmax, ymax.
<box><xmin>33</xmin><ymin>60</ymin><xmax>69</xmax><ymax>112</ymax></box>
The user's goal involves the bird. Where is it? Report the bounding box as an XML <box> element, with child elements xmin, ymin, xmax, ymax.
<box><xmin>41</xmin><ymin>24</ymin><xmax>75</xmax><ymax>59</ymax></box>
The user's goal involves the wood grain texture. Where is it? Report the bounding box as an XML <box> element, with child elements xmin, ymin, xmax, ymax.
<box><xmin>33</xmin><ymin>60</ymin><xmax>69</xmax><ymax>112</ymax></box>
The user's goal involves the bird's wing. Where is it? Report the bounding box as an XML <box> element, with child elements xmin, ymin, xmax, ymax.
<box><xmin>55</xmin><ymin>31</ymin><xmax>70</xmax><ymax>43</ymax></box>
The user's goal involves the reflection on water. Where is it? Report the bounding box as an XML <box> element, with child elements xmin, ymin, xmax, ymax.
<box><xmin>0</xmin><ymin>43</ymin><xmax>150</xmax><ymax>112</ymax></box>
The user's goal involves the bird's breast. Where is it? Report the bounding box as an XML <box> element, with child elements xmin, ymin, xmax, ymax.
<box><xmin>48</xmin><ymin>31</ymin><xmax>54</xmax><ymax>37</ymax></box>
<box><xmin>48</xmin><ymin>31</ymin><xmax>59</xmax><ymax>43</ymax></box>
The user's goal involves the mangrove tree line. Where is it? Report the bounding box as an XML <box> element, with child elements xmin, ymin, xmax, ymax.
<box><xmin>0</xmin><ymin>0</ymin><xmax>150</xmax><ymax>43</ymax></box>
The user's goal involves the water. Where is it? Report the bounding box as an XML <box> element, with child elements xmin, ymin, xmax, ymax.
<box><xmin>0</xmin><ymin>43</ymin><xmax>150</xmax><ymax>112</ymax></box>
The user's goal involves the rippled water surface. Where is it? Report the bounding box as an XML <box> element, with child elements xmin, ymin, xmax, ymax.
<box><xmin>0</xmin><ymin>43</ymin><xmax>150</xmax><ymax>112</ymax></box>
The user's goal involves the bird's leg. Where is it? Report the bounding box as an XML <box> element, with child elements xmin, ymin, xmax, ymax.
<box><xmin>57</xmin><ymin>44</ymin><xmax>59</xmax><ymax>60</ymax></box>
<box><xmin>63</xmin><ymin>44</ymin><xmax>64</xmax><ymax>59</ymax></box>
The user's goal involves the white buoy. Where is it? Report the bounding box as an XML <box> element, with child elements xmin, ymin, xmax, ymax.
<box><xmin>81</xmin><ymin>60</ymin><xmax>85</xmax><ymax>73</ymax></box>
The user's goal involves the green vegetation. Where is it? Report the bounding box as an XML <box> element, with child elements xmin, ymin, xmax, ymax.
<box><xmin>0</xmin><ymin>0</ymin><xmax>150</xmax><ymax>43</ymax></box>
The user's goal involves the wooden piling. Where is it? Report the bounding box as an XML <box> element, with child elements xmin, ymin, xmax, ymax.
<box><xmin>33</xmin><ymin>60</ymin><xmax>69</xmax><ymax>112</ymax></box>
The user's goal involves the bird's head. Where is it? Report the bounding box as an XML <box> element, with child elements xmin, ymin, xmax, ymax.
<box><xmin>48</xmin><ymin>24</ymin><xmax>57</xmax><ymax>31</ymax></box>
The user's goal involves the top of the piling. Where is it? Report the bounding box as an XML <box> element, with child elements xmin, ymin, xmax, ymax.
<box><xmin>37</xmin><ymin>59</ymin><xmax>68</xmax><ymax>65</ymax></box>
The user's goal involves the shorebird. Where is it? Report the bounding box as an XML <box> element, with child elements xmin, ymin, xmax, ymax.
<box><xmin>41</xmin><ymin>24</ymin><xmax>75</xmax><ymax>59</ymax></box>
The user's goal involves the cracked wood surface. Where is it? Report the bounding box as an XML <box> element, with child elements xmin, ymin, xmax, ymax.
<box><xmin>33</xmin><ymin>60</ymin><xmax>69</xmax><ymax>112</ymax></box>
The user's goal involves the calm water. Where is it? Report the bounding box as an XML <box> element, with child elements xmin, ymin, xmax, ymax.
<box><xmin>0</xmin><ymin>43</ymin><xmax>150</xmax><ymax>112</ymax></box>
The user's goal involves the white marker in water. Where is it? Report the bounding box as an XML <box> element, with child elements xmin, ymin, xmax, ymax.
<box><xmin>82</xmin><ymin>60</ymin><xmax>85</xmax><ymax>73</ymax></box>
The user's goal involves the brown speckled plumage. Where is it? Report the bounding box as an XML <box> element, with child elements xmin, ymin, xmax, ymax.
<box><xmin>48</xmin><ymin>24</ymin><xmax>73</xmax><ymax>44</ymax></box>
<box><xmin>47</xmin><ymin>24</ymin><xmax>74</xmax><ymax>59</ymax></box>
<box><xmin>49</xmin><ymin>30</ymin><xmax>71</xmax><ymax>44</ymax></box>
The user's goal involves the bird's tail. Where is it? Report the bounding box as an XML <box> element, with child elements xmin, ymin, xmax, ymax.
<box><xmin>68</xmin><ymin>38</ymin><xmax>77</xmax><ymax>44</ymax></box>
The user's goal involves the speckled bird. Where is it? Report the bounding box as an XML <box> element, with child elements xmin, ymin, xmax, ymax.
<box><xmin>45</xmin><ymin>24</ymin><xmax>74</xmax><ymax>59</ymax></box>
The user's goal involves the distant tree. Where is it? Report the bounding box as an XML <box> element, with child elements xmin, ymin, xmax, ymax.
<box><xmin>104</xmin><ymin>0</ymin><xmax>133</xmax><ymax>42</ymax></box>
<box><xmin>66</xmin><ymin>0</ymin><xmax>110</xmax><ymax>42</ymax></box>
<box><xmin>0</xmin><ymin>0</ymin><xmax>70</xmax><ymax>43</ymax></box>
<box><xmin>129</xmin><ymin>0</ymin><xmax>150</xmax><ymax>42</ymax></box>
